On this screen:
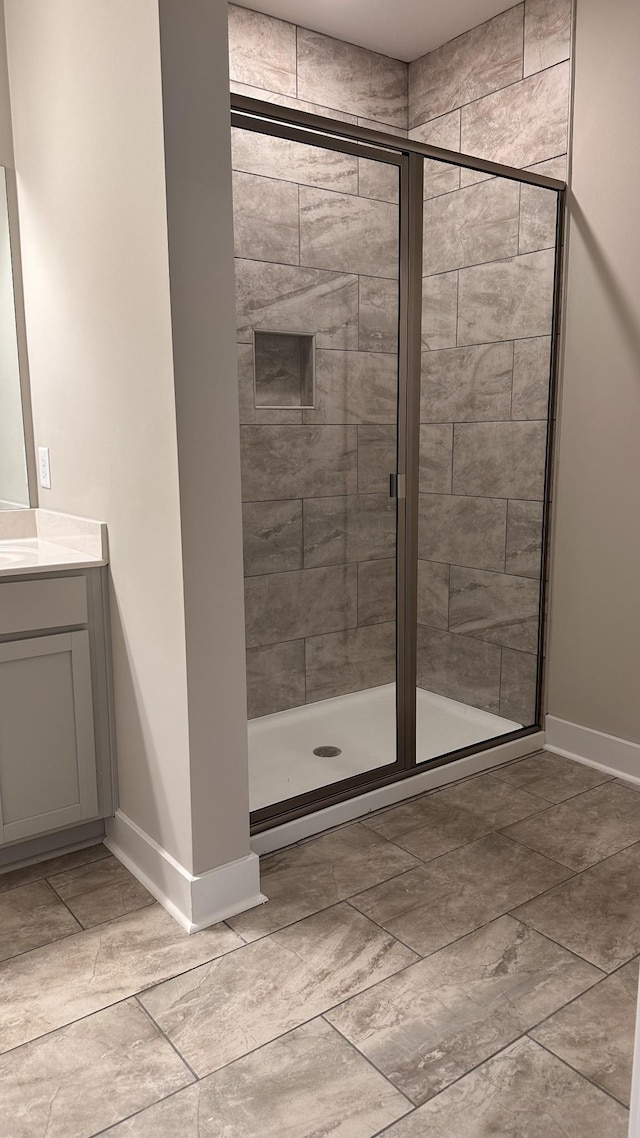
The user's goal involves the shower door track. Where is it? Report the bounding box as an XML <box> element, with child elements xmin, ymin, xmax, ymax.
<box><xmin>231</xmin><ymin>95</ymin><xmax>566</xmax><ymax>835</ymax></box>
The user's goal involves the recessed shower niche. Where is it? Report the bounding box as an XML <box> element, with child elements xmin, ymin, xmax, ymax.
<box><xmin>253</xmin><ymin>331</ymin><xmax>315</xmax><ymax>410</ymax></box>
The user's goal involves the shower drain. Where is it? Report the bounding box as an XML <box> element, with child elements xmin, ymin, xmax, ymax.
<box><xmin>313</xmin><ymin>745</ymin><xmax>342</xmax><ymax>758</ymax></box>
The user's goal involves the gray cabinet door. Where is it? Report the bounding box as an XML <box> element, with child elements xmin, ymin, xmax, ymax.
<box><xmin>0</xmin><ymin>631</ymin><xmax>98</xmax><ymax>843</ymax></box>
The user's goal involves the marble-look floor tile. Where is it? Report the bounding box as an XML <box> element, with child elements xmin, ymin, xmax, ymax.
<box><xmin>240</xmin><ymin>424</ymin><xmax>357</xmax><ymax>501</ymax></box>
<box><xmin>409</xmin><ymin>110</ymin><xmax>460</xmax><ymax>200</ymax></box>
<box><xmin>423</xmin><ymin>179</ymin><xmax>520</xmax><ymax>276</ymax></box>
<box><xmin>512</xmin><ymin>841</ymin><xmax>640</xmax><ymax>971</ymax></box>
<box><xmin>102</xmin><ymin>1017</ymin><xmax>411</xmax><ymax>1138</ymax></box>
<box><xmin>358</xmin><ymin>157</ymin><xmax>399</xmax><ymax>204</ymax></box>
<box><xmin>417</xmin><ymin>626</ymin><xmax>502</xmax><ymax>714</ymax></box>
<box><xmin>512</xmin><ymin>336</ymin><xmax>552</xmax><ymax>420</ymax></box>
<box><xmin>358</xmin><ymin>277</ymin><xmax>399</xmax><ymax>353</ymax></box>
<box><xmin>232</xmin><ymin>127</ymin><xmax>358</xmax><ymax>195</ymax></box>
<box><xmin>0</xmin><ymin>880</ymin><xmax>79</xmax><ymax>961</ymax></box>
<box><xmin>502</xmin><ymin>781</ymin><xmax>640</xmax><ymax>871</ymax></box>
<box><xmin>244</xmin><ymin>564</ymin><xmax>357</xmax><ymax>648</ymax></box>
<box><xmin>457</xmin><ymin>250</ymin><xmax>556</xmax><ymax>346</ymax></box>
<box><xmin>0</xmin><ymin>904</ymin><xmax>242</xmax><ymax>1053</ymax></box>
<box><xmin>421</xmin><ymin>342</ymin><xmax>513</xmax><ymax>423</ymax></box>
<box><xmin>493</xmin><ymin>750</ymin><xmax>613</xmax><ymax>803</ymax></box>
<box><xmin>297</xmin><ymin>28</ymin><xmax>407</xmax><ymax>129</ymax></box>
<box><xmin>246</xmin><ymin>639</ymin><xmax>305</xmax><ymax>719</ymax></box>
<box><xmin>305</xmin><ymin>349</ymin><xmax>398</xmax><ymax>425</ymax></box>
<box><xmin>449</xmin><ymin>567</ymin><xmax>540</xmax><ymax>653</ymax></box>
<box><xmin>228</xmin><ymin>823</ymin><xmax>419</xmax><ymax>942</ymax></box>
<box><xmin>242</xmin><ymin>499</ymin><xmax>303</xmax><ymax>576</ymax></box>
<box><xmin>418</xmin><ymin>493</ymin><xmax>507</xmax><ymax>572</ymax></box>
<box><xmin>417</xmin><ymin>560</ymin><xmax>449</xmax><ymax>630</ymax></box>
<box><xmin>380</xmin><ymin>1036</ymin><xmax>629</xmax><ymax>1136</ymax></box>
<box><xmin>357</xmin><ymin>425</ymin><xmax>397</xmax><ymax>494</ymax></box>
<box><xmin>358</xmin><ymin>559</ymin><xmax>395</xmax><ymax>625</ymax></box>
<box><xmin>140</xmin><ymin>903</ymin><xmax>417</xmax><ymax>1077</ymax></box>
<box><xmin>303</xmin><ymin>494</ymin><xmax>396</xmax><ymax>568</ymax></box>
<box><xmin>232</xmin><ymin>171</ymin><xmax>299</xmax><ymax>265</ymax></box>
<box><xmin>531</xmin><ymin>958</ymin><xmax>638</xmax><ymax>1106</ymax></box>
<box><xmin>453</xmin><ymin>421</ymin><xmax>547</xmax><ymax>501</ymax></box>
<box><xmin>0</xmin><ymin>998</ymin><xmax>193</xmax><ymax>1138</ymax></box>
<box><xmin>499</xmin><ymin>648</ymin><xmax>538</xmax><ymax>725</ymax></box>
<box><xmin>236</xmin><ymin>260</ymin><xmax>359</xmax><ymax>350</ymax></box>
<box><xmin>419</xmin><ymin>424</ymin><xmax>453</xmax><ymax>493</ymax></box>
<box><xmin>524</xmin><ymin>0</ymin><xmax>573</xmax><ymax>77</ymax></box>
<box><xmin>326</xmin><ymin>915</ymin><xmax>600</xmax><ymax>1104</ymax></box>
<box><xmin>421</xmin><ymin>271</ymin><xmax>458</xmax><ymax>350</ymax></box>
<box><xmin>408</xmin><ymin>6</ymin><xmax>523</xmax><ymax>127</ymax></box>
<box><xmin>506</xmin><ymin>499</ymin><xmax>544</xmax><ymax>578</ymax></box>
<box><xmin>228</xmin><ymin>4</ymin><xmax>296</xmax><ymax>96</ymax></box>
<box><xmin>299</xmin><ymin>187</ymin><xmax>398</xmax><ymax>279</ymax></box>
<box><xmin>48</xmin><ymin>855</ymin><xmax>154</xmax><ymax>929</ymax></box>
<box><xmin>461</xmin><ymin>61</ymin><xmax>571</xmax><ymax>170</ymax></box>
<box><xmin>305</xmin><ymin>622</ymin><xmax>396</xmax><ymax>703</ymax></box>
<box><xmin>0</xmin><ymin>843</ymin><xmax>108</xmax><ymax>894</ymax></box>
<box><xmin>350</xmin><ymin>834</ymin><xmax>572</xmax><ymax>957</ymax></box>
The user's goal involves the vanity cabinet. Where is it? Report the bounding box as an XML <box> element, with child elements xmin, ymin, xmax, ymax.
<box><xmin>0</xmin><ymin>570</ymin><xmax>114</xmax><ymax>846</ymax></box>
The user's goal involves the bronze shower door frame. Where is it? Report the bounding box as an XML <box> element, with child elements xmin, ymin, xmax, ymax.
<box><xmin>231</xmin><ymin>95</ymin><xmax>566</xmax><ymax>834</ymax></box>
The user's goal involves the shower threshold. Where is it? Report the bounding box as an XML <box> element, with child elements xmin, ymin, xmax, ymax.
<box><xmin>249</xmin><ymin>683</ymin><xmax>521</xmax><ymax>812</ymax></box>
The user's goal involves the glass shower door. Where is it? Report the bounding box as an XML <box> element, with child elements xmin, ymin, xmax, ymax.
<box><xmin>230</xmin><ymin>114</ymin><xmax>406</xmax><ymax>818</ymax></box>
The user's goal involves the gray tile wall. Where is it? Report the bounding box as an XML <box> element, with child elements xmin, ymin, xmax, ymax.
<box><xmin>229</xmin><ymin>4</ymin><xmax>404</xmax><ymax>718</ymax></box>
<box><xmin>411</xmin><ymin>0</ymin><xmax>571</xmax><ymax>723</ymax></box>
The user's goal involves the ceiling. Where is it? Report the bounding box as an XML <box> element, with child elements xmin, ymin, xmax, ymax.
<box><xmin>232</xmin><ymin>0</ymin><xmax>518</xmax><ymax>62</ymax></box>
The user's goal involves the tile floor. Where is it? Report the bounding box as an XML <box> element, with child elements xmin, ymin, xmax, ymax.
<box><xmin>0</xmin><ymin>749</ymin><xmax>637</xmax><ymax>1136</ymax></box>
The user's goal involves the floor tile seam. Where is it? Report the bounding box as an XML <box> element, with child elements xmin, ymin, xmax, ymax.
<box><xmin>360</xmin><ymin>829</ymin><xmax>490</xmax><ymax>866</ymax></box>
<box><xmin>317</xmin><ymin>1012</ymin><xmax>416</xmax><ymax>1110</ymax></box>
<box><xmin>0</xmin><ymin>846</ymin><xmax>110</xmax><ymax>895</ymax></box>
<box><xmin>132</xmin><ymin>994</ymin><xmax>200</xmax><ymax>1083</ymax></box>
<box><xmin>526</xmin><ymin>1032</ymin><xmax>631</xmax><ymax>1111</ymax></box>
<box><xmin>493</xmin><ymin>824</ymin><xmax>581</xmax><ymax>870</ymax></box>
<box><xmin>501</xmin><ymin>828</ymin><xmax>640</xmax><ymax>875</ymax></box>
<box><xmin>44</xmin><ymin>874</ymin><xmax>155</xmax><ymax>931</ymax></box>
<box><xmin>0</xmin><ymin>885</ymin><xmax>84</xmax><ymax>963</ymax></box>
<box><xmin>492</xmin><ymin>772</ymin><xmax>615</xmax><ymax>806</ymax></box>
<box><xmin>360</xmin><ymin>791</ymin><xmax>553</xmax><ymax>850</ymax></box>
<box><xmin>505</xmin><ymin>905</ymin><xmax>618</xmax><ymax>971</ymax></box>
<box><xmin>342</xmin><ymin>897</ymin><xmax>425</xmax><ymax>957</ymax></box>
<box><xmin>0</xmin><ymin>991</ymin><xmax>138</xmax><ymax>1063</ymax></box>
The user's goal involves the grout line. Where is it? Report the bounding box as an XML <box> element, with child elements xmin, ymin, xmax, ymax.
<box><xmin>528</xmin><ymin>1034</ymin><xmax>631</xmax><ymax>1112</ymax></box>
<box><xmin>0</xmin><ymin>843</ymin><xmax>110</xmax><ymax>895</ymax></box>
<box><xmin>133</xmin><ymin>994</ymin><xmax>200</xmax><ymax>1082</ymax></box>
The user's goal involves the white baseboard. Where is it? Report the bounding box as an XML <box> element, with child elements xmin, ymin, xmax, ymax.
<box><xmin>546</xmin><ymin>715</ymin><xmax>640</xmax><ymax>785</ymax></box>
<box><xmin>106</xmin><ymin>810</ymin><xmax>266</xmax><ymax>933</ymax></box>
<box><xmin>252</xmin><ymin>731</ymin><xmax>545</xmax><ymax>856</ymax></box>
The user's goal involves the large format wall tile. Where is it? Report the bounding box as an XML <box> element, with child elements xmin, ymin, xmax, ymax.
<box><xmin>519</xmin><ymin>181</ymin><xmax>559</xmax><ymax>253</ymax></box>
<box><xmin>228</xmin><ymin>5</ymin><xmax>296</xmax><ymax>96</ymax></box>
<box><xmin>449</xmin><ymin>567</ymin><xmax>540</xmax><ymax>653</ymax></box>
<box><xmin>303</xmin><ymin>494</ymin><xmax>396</xmax><ymax>567</ymax></box>
<box><xmin>421</xmin><ymin>342</ymin><xmax>513</xmax><ymax>423</ymax></box>
<box><xmin>240</xmin><ymin>425</ymin><xmax>357</xmax><ymax>501</ymax></box>
<box><xmin>242</xmin><ymin>500</ymin><xmax>303</xmax><ymax>576</ymax></box>
<box><xmin>236</xmin><ymin>260</ymin><xmax>359</xmax><ymax>349</ymax></box>
<box><xmin>105</xmin><ymin>1018</ymin><xmax>412</xmax><ymax>1138</ymax></box>
<box><xmin>358</xmin><ymin>157</ymin><xmax>400</xmax><ymax>204</ymax></box>
<box><xmin>506</xmin><ymin>499</ymin><xmax>544</xmax><ymax>578</ymax></box>
<box><xmin>418</xmin><ymin>494</ymin><xmax>507</xmax><ymax>572</ymax></box>
<box><xmin>461</xmin><ymin>61</ymin><xmax>570</xmax><ymax>170</ymax></box>
<box><xmin>512</xmin><ymin>336</ymin><xmax>552</xmax><ymax>419</ymax></box>
<box><xmin>232</xmin><ymin>171</ymin><xmax>299</xmax><ymax>265</ymax></box>
<box><xmin>299</xmin><ymin>187</ymin><xmax>399</xmax><ymax>278</ymax></box>
<box><xmin>0</xmin><ymin>998</ymin><xmax>193</xmax><ymax>1138</ymax></box>
<box><xmin>305</xmin><ymin>349</ymin><xmax>398</xmax><ymax>424</ymax></box>
<box><xmin>246</xmin><ymin>640</ymin><xmax>305</xmax><ymax>719</ymax></box>
<box><xmin>230</xmin><ymin>79</ymin><xmax>359</xmax><ymax>124</ymax></box>
<box><xmin>237</xmin><ymin>342</ymin><xmax>303</xmax><ymax>427</ymax></box>
<box><xmin>457</xmin><ymin>250</ymin><xmax>556</xmax><ymax>345</ymax></box>
<box><xmin>418</xmin><ymin>560</ymin><xmax>449</xmax><ymax>629</ymax></box>
<box><xmin>244</xmin><ymin>565</ymin><xmax>357</xmax><ymax>648</ymax></box>
<box><xmin>358</xmin><ymin>559</ymin><xmax>396</xmax><ymax>625</ymax></box>
<box><xmin>453</xmin><ymin>421</ymin><xmax>547</xmax><ymax>500</ymax></box>
<box><xmin>419</xmin><ymin>424</ymin><xmax>453</xmax><ymax>493</ymax></box>
<box><xmin>524</xmin><ymin>0</ymin><xmax>573</xmax><ymax>77</ymax></box>
<box><xmin>306</xmin><ymin>622</ymin><xmax>396</xmax><ymax>702</ymax></box>
<box><xmin>231</xmin><ymin>128</ymin><xmax>358</xmax><ymax>194</ymax></box>
<box><xmin>297</xmin><ymin>28</ymin><xmax>407</xmax><ymax>129</ymax></box>
<box><xmin>417</xmin><ymin>626</ymin><xmax>502</xmax><ymax>712</ymax></box>
<box><xmin>358</xmin><ymin>425</ymin><xmax>397</xmax><ymax>493</ymax></box>
<box><xmin>408</xmin><ymin>6</ymin><xmax>524</xmax><ymax>127</ymax></box>
<box><xmin>422</xmin><ymin>272</ymin><xmax>458</xmax><ymax>350</ymax></box>
<box><xmin>423</xmin><ymin>179</ymin><xmax>520</xmax><ymax>275</ymax></box>
<box><xmin>139</xmin><ymin>903</ymin><xmax>415</xmax><ymax>1077</ymax></box>
<box><xmin>359</xmin><ymin>277</ymin><xmax>399</xmax><ymax>353</ymax></box>
<box><xmin>409</xmin><ymin>110</ymin><xmax>461</xmax><ymax>199</ymax></box>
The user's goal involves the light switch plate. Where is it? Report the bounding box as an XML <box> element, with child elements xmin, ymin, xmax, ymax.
<box><xmin>38</xmin><ymin>446</ymin><xmax>51</xmax><ymax>489</ymax></box>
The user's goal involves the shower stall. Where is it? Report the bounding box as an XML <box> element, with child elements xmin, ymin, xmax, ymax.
<box><xmin>231</xmin><ymin>93</ymin><xmax>564</xmax><ymax>831</ymax></box>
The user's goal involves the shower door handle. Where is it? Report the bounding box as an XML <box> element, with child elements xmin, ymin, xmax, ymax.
<box><xmin>389</xmin><ymin>473</ymin><xmax>406</xmax><ymax>500</ymax></box>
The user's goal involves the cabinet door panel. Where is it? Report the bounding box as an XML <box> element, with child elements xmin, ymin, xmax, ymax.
<box><xmin>0</xmin><ymin>632</ymin><xmax>98</xmax><ymax>843</ymax></box>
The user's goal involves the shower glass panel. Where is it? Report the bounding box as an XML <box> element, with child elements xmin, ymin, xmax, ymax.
<box><xmin>231</xmin><ymin>120</ymin><xmax>404</xmax><ymax>815</ymax></box>
<box><xmin>417</xmin><ymin>169</ymin><xmax>559</xmax><ymax>761</ymax></box>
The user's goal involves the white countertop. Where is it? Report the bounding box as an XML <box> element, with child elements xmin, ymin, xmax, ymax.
<box><xmin>0</xmin><ymin>509</ymin><xmax>108</xmax><ymax>577</ymax></box>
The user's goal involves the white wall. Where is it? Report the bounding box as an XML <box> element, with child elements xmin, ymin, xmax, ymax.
<box><xmin>548</xmin><ymin>0</ymin><xmax>640</xmax><ymax>755</ymax></box>
<box><xmin>3</xmin><ymin>0</ymin><xmax>252</xmax><ymax>885</ymax></box>
<box><xmin>0</xmin><ymin>165</ymin><xmax>27</xmax><ymax>506</ymax></box>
